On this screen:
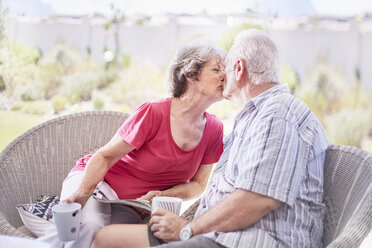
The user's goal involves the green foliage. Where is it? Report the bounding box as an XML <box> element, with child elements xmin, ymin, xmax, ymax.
<box><xmin>280</xmin><ymin>65</ymin><xmax>299</xmax><ymax>93</ymax></box>
<box><xmin>92</xmin><ymin>95</ymin><xmax>105</xmax><ymax>110</ymax></box>
<box><xmin>362</xmin><ymin>139</ymin><xmax>372</xmax><ymax>154</ymax></box>
<box><xmin>1</xmin><ymin>37</ymin><xmax>371</xmax><ymax>151</ymax></box>
<box><xmin>36</xmin><ymin>61</ymin><xmax>64</xmax><ymax>98</ymax></box>
<box><xmin>369</xmin><ymin>110</ymin><xmax>372</xmax><ymax>136</ymax></box>
<box><xmin>218</xmin><ymin>23</ymin><xmax>263</xmax><ymax>51</ymax></box>
<box><xmin>207</xmin><ymin>100</ymin><xmax>240</xmax><ymax>134</ymax></box>
<box><xmin>51</xmin><ymin>95</ymin><xmax>69</xmax><ymax>114</ymax></box>
<box><xmin>102</xmin><ymin>22</ymin><xmax>111</xmax><ymax>30</ymax></box>
<box><xmin>36</xmin><ymin>43</ymin><xmax>115</xmax><ymax>98</ymax></box>
<box><xmin>178</xmin><ymin>34</ymin><xmax>205</xmax><ymax>45</ymax></box>
<box><xmin>337</xmin><ymin>83</ymin><xmax>370</xmax><ymax>110</ymax></box>
<box><xmin>325</xmin><ymin>109</ymin><xmax>371</xmax><ymax>147</ymax></box>
<box><xmin>0</xmin><ymin>110</ymin><xmax>44</xmax><ymax>151</ymax></box>
<box><xmin>295</xmin><ymin>59</ymin><xmax>372</xmax><ymax>148</ymax></box>
<box><xmin>296</xmin><ymin>59</ymin><xmax>351</xmax><ymax>119</ymax></box>
<box><xmin>13</xmin><ymin>82</ymin><xmax>44</xmax><ymax>101</ymax></box>
<box><xmin>120</xmin><ymin>55</ymin><xmax>131</xmax><ymax>69</ymax></box>
<box><xmin>41</xmin><ymin>43</ymin><xmax>82</xmax><ymax>73</ymax></box>
<box><xmin>97</xmin><ymin>69</ymin><xmax>118</xmax><ymax>88</ymax></box>
<box><xmin>0</xmin><ymin>3</ymin><xmax>6</xmax><ymax>41</ymax></box>
<box><xmin>116</xmin><ymin>103</ymin><xmax>133</xmax><ymax>113</ymax></box>
<box><xmin>0</xmin><ymin>75</ymin><xmax>6</xmax><ymax>92</ymax></box>
<box><xmin>207</xmin><ymin>100</ymin><xmax>239</xmax><ymax>120</ymax></box>
<box><xmin>0</xmin><ymin>40</ymin><xmax>41</xmax><ymax>96</ymax></box>
<box><xmin>105</xmin><ymin>59</ymin><xmax>166</xmax><ymax>109</ymax></box>
<box><xmin>13</xmin><ymin>100</ymin><xmax>51</xmax><ymax>115</ymax></box>
<box><xmin>1</xmin><ymin>39</ymin><xmax>40</xmax><ymax>64</ymax></box>
<box><xmin>60</xmin><ymin>71</ymin><xmax>100</xmax><ymax>102</ymax></box>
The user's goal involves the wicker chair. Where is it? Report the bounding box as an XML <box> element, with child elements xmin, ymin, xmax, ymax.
<box><xmin>322</xmin><ymin>145</ymin><xmax>372</xmax><ymax>247</ymax></box>
<box><xmin>1</xmin><ymin>112</ymin><xmax>371</xmax><ymax>247</ymax></box>
<box><xmin>0</xmin><ymin>111</ymin><xmax>129</xmax><ymax>237</ymax></box>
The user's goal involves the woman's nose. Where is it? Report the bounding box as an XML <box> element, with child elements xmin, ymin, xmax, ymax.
<box><xmin>220</xmin><ymin>72</ymin><xmax>225</xmax><ymax>82</ymax></box>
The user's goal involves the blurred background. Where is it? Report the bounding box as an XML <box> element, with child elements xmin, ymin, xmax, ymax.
<box><xmin>0</xmin><ymin>0</ymin><xmax>371</xmax><ymax>154</ymax></box>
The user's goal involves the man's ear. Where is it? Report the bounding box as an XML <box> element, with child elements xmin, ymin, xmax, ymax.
<box><xmin>235</xmin><ymin>58</ymin><xmax>246</xmax><ymax>85</ymax></box>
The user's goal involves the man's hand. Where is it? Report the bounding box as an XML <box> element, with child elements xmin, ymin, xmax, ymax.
<box><xmin>137</xmin><ymin>190</ymin><xmax>163</xmax><ymax>202</ymax></box>
<box><xmin>150</xmin><ymin>208</ymin><xmax>189</xmax><ymax>242</ymax></box>
<box><xmin>62</xmin><ymin>188</ymin><xmax>91</xmax><ymax>208</ymax></box>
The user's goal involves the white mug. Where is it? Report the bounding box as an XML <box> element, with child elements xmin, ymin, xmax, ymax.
<box><xmin>52</xmin><ymin>203</ymin><xmax>81</xmax><ymax>242</ymax></box>
<box><xmin>152</xmin><ymin>196</ymin><xmax>182</xmax><ymax>216</ymax></box>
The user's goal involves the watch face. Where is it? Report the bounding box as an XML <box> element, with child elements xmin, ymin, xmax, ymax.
<box><xmin>180</xmin><ymin>226</ymin><xmax>192</xmax><ymax>241</ymax></box>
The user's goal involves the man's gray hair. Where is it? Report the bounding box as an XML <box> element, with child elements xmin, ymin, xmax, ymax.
<box><xmin>227</xmin><ymin>29</ymin><xmax>279</xmax><ymax>85</ymax></box>
<box><xmin>165</xmin><ymin>39</ymin><xmax>226</xmax><ymax>97</ymax></box>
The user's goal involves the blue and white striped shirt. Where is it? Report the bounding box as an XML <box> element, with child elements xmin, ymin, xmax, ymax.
<box><xmin>195</xmin><ymin>84</ymin><xmax>328</xmax><ymax>248</ymax></box>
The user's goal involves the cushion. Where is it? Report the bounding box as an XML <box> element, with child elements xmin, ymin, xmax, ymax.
<box><xmin>16</xmin><ymin>195</ymin><xmax>60</xmax><ymax>237</ymax></box>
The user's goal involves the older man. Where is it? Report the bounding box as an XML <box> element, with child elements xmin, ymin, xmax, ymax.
<box><xmin>91</xmin><ymin>29</ymin><xmax>328</xmax><ymax>248</ymax></box>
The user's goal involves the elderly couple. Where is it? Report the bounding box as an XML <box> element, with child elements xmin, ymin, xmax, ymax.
<box><xmin>39</xmin><ymin>29</ymin><xmax>328</xmax><ymax>248</ymax></box>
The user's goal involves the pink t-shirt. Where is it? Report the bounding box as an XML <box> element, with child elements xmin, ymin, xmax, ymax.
<box><xmin>71</xmin><ymin>98</ymin><xmax>223</xmax><ymax>199</ymax></box>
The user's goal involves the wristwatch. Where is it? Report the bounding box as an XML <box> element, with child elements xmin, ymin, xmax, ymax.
<box><xmin>179</xmin><ymin>222</ymin><xmax>193</xmax><ymax>241</ymax></box>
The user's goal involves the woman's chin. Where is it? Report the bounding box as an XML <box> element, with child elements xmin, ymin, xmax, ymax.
<box><xmin>222</xmin><ymin>91</ymin><xmax>232</xmax><ymax>100</ymax></box>
<box><xmin>216</xmin><ymin>95</ymin><xmax>224</xmax><ymax>102</ymax></box>
<box><xmin>215</xmin><ymin>91</ymin><xmax>224</xmax><ymax>101</ymax></box>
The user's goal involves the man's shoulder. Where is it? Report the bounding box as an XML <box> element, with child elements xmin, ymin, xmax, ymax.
<box><xmin>260</xmin><ymin>94</ymin><xmax>327</xmax><ymax>146</ymax></box>
<box><xmin>261</xmin><ymin>93</ymin><xmax>310</xmax><ymax>118</ymax></box>
<box><xmin>258</xmin><ymin>94</ymin><xmax>325</xmax><ymax>134</ymax></box>
<box><xmin>258</xmin><ymin>92</ymin><xmax>300</xmax><ymax>119</ymax></box>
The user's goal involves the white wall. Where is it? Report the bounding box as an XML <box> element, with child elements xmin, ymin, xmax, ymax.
<box><xmin>5</xmin><ymin>18</ymin><xmax>372</xmax><ymax>89</ymax></box>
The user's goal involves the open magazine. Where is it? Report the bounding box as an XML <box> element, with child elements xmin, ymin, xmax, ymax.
<box><xmin>92</xmin><ymin>181</ymin><xmax>152</xmax><ymax>214</ymax></box>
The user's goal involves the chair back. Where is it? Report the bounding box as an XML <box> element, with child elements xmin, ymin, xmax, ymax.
<box><xmin>323</xmin><ymin>145</ymin><xmax>372</xmax><ymax>247</ymax></box>
<box><xmin>0</xmin><ymin>111</ymin><xmax>128</xmax><ymax>229</ymax></box>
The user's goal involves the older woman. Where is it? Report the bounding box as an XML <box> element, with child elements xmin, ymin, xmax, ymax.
<box><xmin>38</xmin><ymin>40</ymin><xmax>226</xmax><ymax>248</ymax></box>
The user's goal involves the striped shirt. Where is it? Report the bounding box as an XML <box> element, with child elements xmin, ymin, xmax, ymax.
<box><xmin>195</xmin><ymin>84</ymin><xmax>328</xmax><ymax>248</ymax></box>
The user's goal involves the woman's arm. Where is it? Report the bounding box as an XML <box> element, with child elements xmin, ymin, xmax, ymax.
<box><xmin>138</xmin><ymin>164</ymin><xmax>213</xmax><ymax>201</ymax></box>
<box><xmin>64</xmin><ymin>133</ymin><xmax>134</xmax><ymax>207</ymax></box>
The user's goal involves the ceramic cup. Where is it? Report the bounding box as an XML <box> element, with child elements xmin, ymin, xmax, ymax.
<box><xmin>52</xmin><ymin>203</ymin><xmax>81</xmax><ymax>242</ymax></box>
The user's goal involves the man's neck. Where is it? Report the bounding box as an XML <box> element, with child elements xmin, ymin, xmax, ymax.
<box><xmin>242</xmin><ymin>82</ymin><xmax>277</xmax><ymax>103</ymax></box>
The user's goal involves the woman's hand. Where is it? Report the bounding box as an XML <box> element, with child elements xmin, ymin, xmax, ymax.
<box><xmin>137</xmin><ymin>190</ymin><xmax>163</xmax><ymax>202</ymax></box>
<box><xmin>150</xmin><ymin>208</ymin><xmax>189</xmax><ymax>242</ymax></box>
<box><xmin>62</xmin><ymin>188</ymin><xmax>92</xmax><ymax>208</ymax></box>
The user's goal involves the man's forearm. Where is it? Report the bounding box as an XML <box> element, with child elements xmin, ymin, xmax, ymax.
<box><xmin>191</xmin><ymin>189</ymin><xmax>280</xmax><ymax>235</ymax></box>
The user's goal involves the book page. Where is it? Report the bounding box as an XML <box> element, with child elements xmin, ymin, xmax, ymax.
<box><xmin>93</xmin><ymin>196</ymin><xmax>152</xmax><ymax>213</ymax></box>
<box><xmin>93</xmin><ymin>181</ymin><xmax>152</xmax><ymax>213</ymax></box>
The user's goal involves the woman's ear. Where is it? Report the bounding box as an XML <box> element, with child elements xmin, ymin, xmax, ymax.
<box><xmin>185</xmin><ymin>75</ymin><xmax>196</xmax><ymax>85</ymax></box>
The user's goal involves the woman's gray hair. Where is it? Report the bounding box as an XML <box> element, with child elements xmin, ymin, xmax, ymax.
<box><xmin>226</xmin><ymin>29</ymin><xmax>280</xmax><ymax>85</ymax></box>
<box><xmin>165</xmin><ymin>39</ymin><xmax>226</xmax><ymax>97</ymax></box>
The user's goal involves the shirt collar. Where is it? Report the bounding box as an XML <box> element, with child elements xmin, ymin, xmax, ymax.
<box><xmin>233</xmin><ymin>84</ymin><xmax>290</xmax><ymax>126</ymax></box>
<box><xmin>243</xmin><ymin>83</ymin><xmax>289</xmax><ymax>111</ymax></box>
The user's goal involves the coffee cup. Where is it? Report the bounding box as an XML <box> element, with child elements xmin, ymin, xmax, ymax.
<box><xmin>52</xmin><ymin>203</ymin><xmax>81</xmax><ymax>242</ymax></box>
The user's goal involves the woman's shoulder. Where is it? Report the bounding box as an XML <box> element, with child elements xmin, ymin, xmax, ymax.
<box><xmin>133</xmin><ymin>97</ymin><xmax>170</xmax><ymax>112</ymax></box>
<box><xmin>144</xmin><ymin>97</ymin><xmax>171</xmax><ymax>109</ymax></box>
<box><xmin>205</xmin><ymin>112</ymin><xmax>223</xmax><ymax>129</ymax></box>
<box><xmin>204</xmin><ymin>112</ymin><xmax>223</xmax><ymax>146</ymax></box>
<box><xmin>149</xmin><ymin>97</ymin><xmax>171</xmax><ymax>103</ymax></box>
<box><xmin>131</xmin><ymin>97</ymin><xmax>171</xmax><ymax>124</ymax></box>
